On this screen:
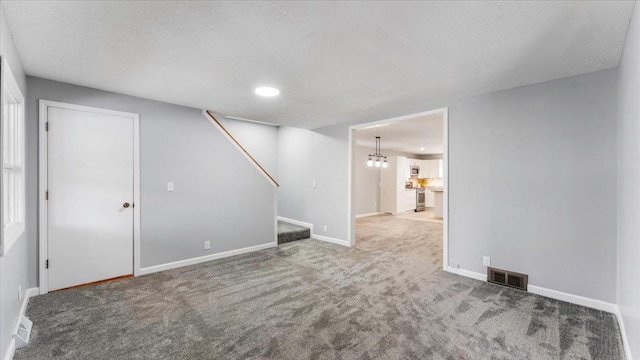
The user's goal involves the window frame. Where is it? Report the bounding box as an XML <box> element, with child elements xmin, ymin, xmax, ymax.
<box><xmin>1</xmin><ymin>57</ymin><xmax>26</xmax><ymax>256</ymax></box>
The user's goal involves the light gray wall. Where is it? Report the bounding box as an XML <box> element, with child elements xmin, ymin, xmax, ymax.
<box><xmin>448</xmin><ymin>68</ymin><xmax>617</xmax><ymax>303</ymax></box>
<box><xmin>216</xmin><ymin>116</ymin><xmax>279</xmax><ymax>180</ymax></box>
<box><xmin>0</xmin><ymin>5</ymin><xmax>30</xmax><ymax>358</ymax></box>
<box><xmin>617</xmin><ymin>3</ymin><xmax>639</xmax><ymax>358</ymax></box>
<box><xmin>277</xmin><ymin>125</ymin><xmax>348</xmax><ymax>239</ymax></box>
<box><xmin>278</xmin><ymin>68</ymin><xmax>618</xmax><ymax>303</ymax></box>
<box><xmin>26</xmin><ymin>77</ymin><xmax>276</xmax><ymax>272</ymax></box>
<box><xmin>354</xmin><ymin>146</ymin><xmax>380</xmax><ymax>215</ymax></box>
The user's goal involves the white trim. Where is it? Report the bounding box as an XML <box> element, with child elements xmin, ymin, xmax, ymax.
<box><xmin>311</xmin><ymin>234</ymin><xmax>351</xmax><ymax>247</ymax></box>
<box><xmin>273</xmin><ymin>189</ymin><xmax>278</xmax><ymax>246</ymax></box>
<box><xmin>202</xmin><ymin>110</ymin><xmax>278</xmax><ymax>188</ymax></box>
<box><xmin>3</xmin><ymin>339</ymin><xmax>15</xmax><ymax>360</ymax></box>
<box><xmin>445</xmin><ymin>266</ymin><xmax>486</xmax><ymax>281</ymax></box>
<box><xmin>278</xmin><ymin>216</ymin><xmax>351</xmax><ymax>247</ymax></box>
<box><xmin>16</xmin><ymin>288</ymin><xmax>38</xmax><ymax>323</ymax></box>
<box><xmin>347</xmin><ymin>107</ymin><xmax>449</xmax><ymax>266</ymax></box>
<box><xmin>24</xmin><ymin>287</ymin><xmax>39</xmax><ymax>299</ymax></box>
<box><xmin>1</xmin><ymin>58</ymin><xmax>26</xmax><ymax>256</ymax></box>
<box><xmin>38</xmin><ymin>100</ymin><xmax>141</xmax><ymax>294</ymax></box>
<box><xmin>615</xmin><ymin>307</ymin><xmax>634</xmax><ymax>360</ymax></box>
<box><xmin>355</xmin><ymin>212</ymin><xmax>382</xmax><ymax>218</ymax></box>
<box><xmin>277</xmin><ymin>216</ymin><xmax>314</xmax><ymax>232</ymax></box>
<box><xmin>347</xmin><ymin>128</ymin><xmax>355</xmax><ymax>246</ymax></box>
<box><xmin>132</xmin><ymin>113</ymin><xmax>141</xmax><ymax>276</ymax></box>
<box><xmin>138</xmin><ymin>242</ymin><xmax>277</xmax><ymax>275</ymax></box>
<box><xmin>445</xmin><ymin>266</ymin><xmax>618</xmax><ymax>313</ymax></box>
<box><xmin>441</xmin><ymin>109</ymin><xmax>449</xmax><ymax>269</ymax></box>
<box><xmin>3</xmin><ymin>287</ymin><xmax>39</xmax><ymax>360</ymax></box>
<box><xmin>527</xmin><ymin>285</ymin><xmax>618</xmax><ymax>313</ymax></box>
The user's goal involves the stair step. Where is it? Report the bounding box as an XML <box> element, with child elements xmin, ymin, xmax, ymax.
<box><xmin>277</xmin><ymin>221</ymin><xmax>311</xmax><ymax>245</ymax></box>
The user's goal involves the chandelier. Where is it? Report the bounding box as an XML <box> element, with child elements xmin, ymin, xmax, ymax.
<box><xmin>367</xmin><ymin>137</ymin><xmax>388</xmax><ymax>168</ymax></box>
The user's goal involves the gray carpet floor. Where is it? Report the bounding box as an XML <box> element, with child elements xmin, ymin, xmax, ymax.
<box><xmin>16</xmin><ymin>215</ymin><xmax>625</xmax><ymax>359</ymax></box>
<box><xmin>277</xmin><ymin>220</ymin><xmax>311</xmax><ymax>244</ymax></box>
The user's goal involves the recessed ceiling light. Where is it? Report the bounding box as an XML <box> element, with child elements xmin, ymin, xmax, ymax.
<box><xmin>420</xmin><ymin>147</ymin><xmax>425</xmax><ymax>150</ymax></box>
<box><xmin>255</xmin><ymin>86</ymin><xmax>280</xmax><ymax>97</ymax></box>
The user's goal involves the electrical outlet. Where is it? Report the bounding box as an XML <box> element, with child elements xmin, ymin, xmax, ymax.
<box><xmin>451</xmin><ymin>263</ymin><xmax>460</xmax><ymax>269</ymax></box>
<box><xmin>312</xmin><ymin>180</ymin><xmax>317</xmax><ymax>188</ymax></box>
<box><xmin>167</xmin><ymin>182</ymin><xmax>174</xmax><ymax>192</ymax></box>
<box><xmin>204</xmin><ymin>241</ymin><xmax>210</xmax><ymax>250</ymax></box>
<box><xmin>323</xmin><ymin>225</ymin><xmax>328</xmax><ymax>233</ymax></box>
<box><xmin>483</xmin><ymin>256</ymin><xmax>491</xmax><ymax>267</ymax></box>
<box><xmin>18</xmin><ymin>286</ymin><xmax>22</xmax><ymax>301</ymax></box>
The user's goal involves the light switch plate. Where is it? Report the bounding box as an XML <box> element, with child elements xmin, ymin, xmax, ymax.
<box><xmin>483</xmin><ymin>256</ymin><xmax>491</xmax><ymax>267</ymax></box>
<box><xmin>312</xmin><ymin>180</ymin><xmax>317</xmax><ymax>188</ymax></box>
<box><xmin>167</xmin><ymin>182</ymin><xmax>174</xmax><ymax>192</ymax></box>
<box><xmin>204</xmin><ymin>241</ymin><xmax>210</xmax><ymax>250</ymax></box>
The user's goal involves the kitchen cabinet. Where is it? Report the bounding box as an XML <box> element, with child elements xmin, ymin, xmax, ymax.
<box><xmin>425</xmin><ymin>189</ymin><xmax>435</xmax><ymax>207</ymax></box>
<box><xmin>424</xmin><ymin>159</ymin><xmax>442</xmax><ymax>179</ymax></box>
<box><xmin>403</xmin><ymin>190</ymin><xmax>416</xmax><ymax>212</ymax></box>
<box><xmin>417</xmin><ymin>160</ymin><xmax>429</xmax><ymax>178</ymax></box>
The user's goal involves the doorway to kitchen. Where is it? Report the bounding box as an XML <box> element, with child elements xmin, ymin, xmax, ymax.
<box><xmin>347</xmin><ymin>107</ymin><xmax>449</xmax><ymax>269</ymax></box>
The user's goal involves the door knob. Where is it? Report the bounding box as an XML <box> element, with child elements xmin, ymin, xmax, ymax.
<box><xmin>123</xmin><ymin>202</ymin><xmax>130</xmax><ymax>208</ymax></box>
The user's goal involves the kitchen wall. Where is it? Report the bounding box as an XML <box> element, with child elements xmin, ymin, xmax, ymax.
<box><xmin>26</xmin><ymin>77</ymin><xmax>277</xmax><ymax>274</ymax></box>
<box><xmin>617</xmin><ymin>2</ymin><xmax>639</xmax><ymax>358</ymax></box>
<box><xmin>354</xmin><ymin>146</ymin><xmax>380</xmax><ymax>216</ymax></box>
<box><xmin>278</xmin><ymin>68</ymin><xmax>618</xmax><ymax>303</ymax></box>
<box><xmin>0</xmin><ymin>5</ymin><xmax>30</xmax><ymax>359</ymax></box>
<box><xmin>418</xmin><ymin>154</ymin><xmax>443</xmax><ymax>160</ymax></box>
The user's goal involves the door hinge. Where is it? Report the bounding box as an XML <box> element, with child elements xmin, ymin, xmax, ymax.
<box><xmin>46</xmin><ymin>122</ymin><xmax>49</xmax><ymax>131</ymax></box>
<box><xmin>46</xmin><ymin>259</ymin><xmax>49</xmax><ymax>269</ymax></box>
<box><xmin>45</xmin><ymin>191</ymin><xmax>48</xmax><ymax>200</ymax></box>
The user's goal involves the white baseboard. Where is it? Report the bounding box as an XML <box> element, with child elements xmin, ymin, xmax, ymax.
<box><xmin>355</xmin><ymin>212</ymin><xmax>382</xmax><ymax>219</ymax></box>
<box><xmin>614</xmin><ymin>306</ymin><xmax>634</xmax><ymax>360</ymax></box>
<box><xmin>527</xmin><ymin>285</ymin><xmax>617</xmax><ymax>313</ymax></box>
<box><xmin>445</xmin><ymin>266</ymin><xmax>617</xmax><ymax>313</ymax></box>
<box><xmin>3</xmin><ymin>339</ymin><xmax>15</xmax><ymax>360</ymax></box>
<box><xmin>277</xmin><ymin>216</ymin><xmax>314</xmax><ymax>232</ymax></box>
<box><xmin>311</xmin><ymin>234</ymin><xmax>351</xmax><ymax>247</ymax></box>
<box><xmin>444</xmin><ymin>266</ymin><xmax>486</xmax><ymax>281</ymax></box>
<box><xmin>278</xmin><ymin>216</ymin><xmax>350</xmax><ymax>247</ymax></box>
<box><xmin>4</xmin><ymin>287</ymin><xmax>38</xmax><ymax>360</ymax></box>
<box><xmin>139</xmin><ymin>243</ymin><xmax>277</xmax><ymax>275</ymax></box>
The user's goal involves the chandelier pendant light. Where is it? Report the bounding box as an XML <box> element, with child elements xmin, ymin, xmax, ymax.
<box><xmin>367</xmin><ymin>136</ymin><xmax>388</xmax><ymax>168</ymax></box>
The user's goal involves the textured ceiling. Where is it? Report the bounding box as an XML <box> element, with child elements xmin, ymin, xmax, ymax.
<box><xmin>2</xmin><ymin>1</ymin><xmax>635</xmax><ymax>129</ymax></box>
<box><xmin>356</xmin><ymin>113</ymin><xmax>443</xmax><ymax>155</ymax></box>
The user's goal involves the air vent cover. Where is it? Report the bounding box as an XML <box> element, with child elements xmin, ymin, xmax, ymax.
<box><xmin>487</xmin><ymin>267</ymin><xmax>528</xmax><ymax>291</ymax></box>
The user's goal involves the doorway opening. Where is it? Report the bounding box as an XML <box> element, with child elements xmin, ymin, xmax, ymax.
<box><xmin>347</xmin><ymin>107</ymin><xmax>449</xmax><ymax>269</ymax></box>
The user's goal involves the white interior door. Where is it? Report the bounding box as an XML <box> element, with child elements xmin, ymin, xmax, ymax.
<box><xmin>47</xmin><ymin>106</ymin><xmax>134</xmax><ymax>291</ymax></box>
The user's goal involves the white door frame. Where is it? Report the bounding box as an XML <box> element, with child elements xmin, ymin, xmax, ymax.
<box><xmin>38</xmin><ymin>100</ymin><xmax>141</xmax><ymax>294</ymax></box>
<box><xmin>347</xmin><ymin>107</ymin><xmax>449</xmax><ymax>269</ymax></box>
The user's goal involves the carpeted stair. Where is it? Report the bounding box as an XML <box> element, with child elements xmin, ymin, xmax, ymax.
<box><xmin>277</xmin><ymin>220</ymin><xmax>311</xmax><ymax>244</ymax></box>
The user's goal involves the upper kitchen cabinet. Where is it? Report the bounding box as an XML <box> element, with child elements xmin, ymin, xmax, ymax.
<box><xmin>417</xmin><ymin>160</ymin><xmax>429</xmax><ymax>178</ymax></box>
<box><xmin>429</xmin><ymin>160</ymin><xmax>443</xmax><ymax>179</ymax></box>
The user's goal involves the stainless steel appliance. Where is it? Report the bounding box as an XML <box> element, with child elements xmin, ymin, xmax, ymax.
<box><xmin>410</xmin><ymin>165</ymin><xmax>420</xmax><ymax>177</ymax></box>
<box><xmin>415</xmin><ymin>188</ymin><xmax>426</xmax><ymax>212</ymax></box>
